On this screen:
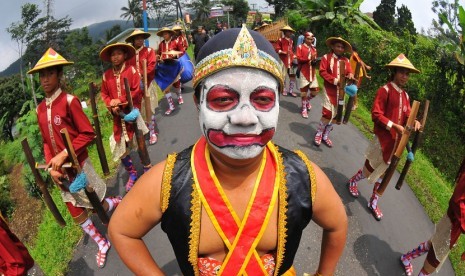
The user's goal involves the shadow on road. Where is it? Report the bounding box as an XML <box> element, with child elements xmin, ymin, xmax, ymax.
<box><xmin>320</xmin><ymin>167</ymin><xmax>358</xmax><ymax>217</ymax></box>
<box><xmin>354</xmin><ymin>234</ymin><xmax>405</xmax><ymax>276</ymax></box>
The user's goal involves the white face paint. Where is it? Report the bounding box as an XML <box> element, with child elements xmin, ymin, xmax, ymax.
<box><xmin>198</xmin><ymin>67</ymin><xmax>279</xmax><ymax>159</ymax></box>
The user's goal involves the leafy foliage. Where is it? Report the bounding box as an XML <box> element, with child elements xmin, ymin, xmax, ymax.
<box><xmin>396</xmin><ymin>4</ymin><xmax>416</xmax><ymax>36</ymax></box>
<box><xmin>186</xmin><ymin>0</ymin><xmax>213</xmax><ymax>21</ymax></box>
<box><xmin>0</xmin><ymin>175</ymin><xmax>13</xmax><ymax>218</ymax></box>
<box><xmin>0</xmin><ymin>75</ymin><xmax>30</xmax><ymax>141</ymax></box>
<box><xmin>121</xmin><ymin>0</ymin><xmax>142</xmax><ymax>27</ymax></box>
<box><xmin>373</xmin><ymin>0</ymin><xmax>396</xmax><ymax>31</ymax></box>
<box><xmin>264</xmin><ymin>0</ymin><xmax>298</xmax><ymax>17</ymax></box>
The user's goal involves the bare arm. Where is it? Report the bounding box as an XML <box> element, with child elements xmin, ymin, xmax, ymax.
<box><xmin>108</xmin><ymin>160</ymin><xmax>167</xmax><ymax>275</ymax></box>
<box><xmin>311</xmin><ymin>162</ymin><xmax>348</xmax><ymax>275</ymax></box>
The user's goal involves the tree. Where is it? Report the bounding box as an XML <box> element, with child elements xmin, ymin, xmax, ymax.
<box><xmin>221</xmin><ymin>0</ymin><xmax>250</xmax><ymax>23</ymax></box>
<box><xmin>186</xmin><ymin>0</ymin><xmax>212</xmax><ymax>21</ymax></box>
<box><xmin>0</xmin><ymin>75</ymin><xmax>30</xmax><ymax>141</ymax></box>
<box><xmin>373</xmin><ymin>0</ymin><xmax>396</xmax><ymax>31</ymax></box>
<box><xmin>7</xmin><ymin>4</ymin><xmax>43</xmax><ymax>97</ymax></box>
<box><xmin>431</xmin><ymin>0</ymin><xmax>460</xmax><ymax>40</ymax></box>
<box><xmin>147</xmin><ymin>0</ymin><xmax>178</xmax><ymax>28</ymax></box>
<box><xmin>396</xmin><ymin>4</ymin><xmax>416</xmax><ymax>36</ymax></box>
<box><xmin>121</xmin><ymin>0</ymin><xmax>143</xmax><ymax>27</ymax></box>
<box><xmin>264</xmin><ymin>0</ymin><xmax>298</xmax><ymax>17</ymax></box>
<box><xmin>294</xmin><ymin>0</ymin><xmax>380</xmax><ymax>30</ymax></box>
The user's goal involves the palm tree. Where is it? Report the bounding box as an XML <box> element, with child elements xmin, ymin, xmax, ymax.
<box><xmin>121</xmin><ymin>0</ymin><xmax>143</xmax><ymax>27</ymax></box>
<box><xmin>186</xmin><ymin>0</ymin><xmax>212</xmax><ymax>21</ymax></box>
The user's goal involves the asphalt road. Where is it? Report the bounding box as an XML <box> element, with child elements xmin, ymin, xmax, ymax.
<box><xmin>67</xmin><ymin>82</ymin><xmax>455</xmax><ymax>276</ymax></box>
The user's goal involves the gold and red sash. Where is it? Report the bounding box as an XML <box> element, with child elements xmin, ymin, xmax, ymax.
<box><xmin>192</xmin><ymin>137</ymin><xmax>279</xmax><ymax>275</ymax></box>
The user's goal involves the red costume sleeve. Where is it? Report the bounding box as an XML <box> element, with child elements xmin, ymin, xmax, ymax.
<box><xmin>371</xmin><ymin>86</ymin><xmax>391</xmax><ymax>129</ymax></box>
<box><xmin>128</xmin><ymin>66</ymin><xmax>142</xmax><ymax>107</ymax></box>
<box><xmin>275</xmin><ymin>38</ymin><xmax>283</xmax><ymax>54</ymax></box>
<box><xmin>68</xmin><ymin>97</ymin><xmax>96</xmax><ymax>157</ymax></box>
<box><xmin>344</xmin><ymin>58</ymin><xmax>353</xmax><ymax>76</ymax></box>
<box><xmin>146</xmin><ymin>47</ymin><xmax>156</xmax><ymax>82</ymax></box>
<box><xmin>319</xmin><ymin>54</ymin><xmax>337</xmax><ymax>85</ymax></box>
<box><xmin>41</xmin><ymin>128</ymin><xmax>53</xmax><ymax>163</ymax></box>
<box><xmin>100</xmin><ymin>74</ymin><xmax>112</xmax><ymax>111</ymax></box>
<box><xmin>296</xmin><ymin>45</ymin><xmax>309</xmax><ymax>63</ymax></box>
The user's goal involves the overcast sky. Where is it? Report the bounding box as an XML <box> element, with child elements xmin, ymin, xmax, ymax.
<box><xmin>1</xmin><ymin>0</ymin><xmax>464</xmax><ymax>71</ymax></box>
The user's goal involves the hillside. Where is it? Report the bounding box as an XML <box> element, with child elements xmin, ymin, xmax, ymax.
<box><xmin>0</xmin><ymin>20</ymin><xmax>132</xmax><ymax>77</ymax></box>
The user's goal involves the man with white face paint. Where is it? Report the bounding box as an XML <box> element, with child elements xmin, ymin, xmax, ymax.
<box><xmin>109</xmin><ymin>25</ymin><xmax>347</xmax><ymax>276</ymax></box>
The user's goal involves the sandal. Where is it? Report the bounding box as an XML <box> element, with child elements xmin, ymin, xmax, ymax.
<box><xmin>368</xmin><ymin>204</ymin><xmax>383</xmax><ymax>221</ymax></box>
<box><xmin>348</xmin><ymin>182</ymin><xmax>359</xmax><ymax>197</ymax></box>
<box><xmin>149</xmin><ymin>133</ymin><xmax>158</xmax><ymax>145</ymax></box>
<box><xmin>400</xmin><ymin>256</ymin><xmax>413</xmax><ymax>276</ymax></box>
<box><xmin>164</xmin><ymin>107</ymin><xmax>175</xmax><ymax>115</ymax></box>
<box><xmin>96</xmin><ymin>241</ymin><xmax>111</xmax><ymax>268</ymax></box>
<box><xmin>301</xmin><ymin>109</ymin><xmax>308</xmax><ymax>118</ymax></box>
<box><xmin>322</xmin><ymin>137</ymin><xmax>333</xmax><ymax>147</ymax></box>
<box><xmin>314</xmin><ymin>132</ymin><xmax>322</xmax><ymax>146</ymax></box>
<box><xmin>307</xmin><ymin>102</ymin><xmax>312</xmax><ymax>110</ymax></box>
<box><xmin>290</xmin><ymin>92</ymin><xmax>298</xmax><ymax>97</ymax></box>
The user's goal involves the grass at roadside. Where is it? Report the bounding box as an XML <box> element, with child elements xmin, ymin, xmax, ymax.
<box><xmin>350</xmin><ymin>101</ymin><xmax>465</xmax><ymax>275</ymax></box>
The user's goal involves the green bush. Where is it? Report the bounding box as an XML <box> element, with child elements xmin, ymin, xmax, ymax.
<box><xmin>0</xmin><ymin>175</ymin><xmax>13</xmax><ymax>217</ymax></box>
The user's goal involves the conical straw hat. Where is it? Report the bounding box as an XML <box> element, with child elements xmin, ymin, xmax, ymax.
<box><xmin>385</xmin><ymin>53</ymin><xmax>420</xmax><ymax>73</ymax></box>
<box><xmin>280</xmin><ymin>25</ymin><xmax>295</xmax><ymax>32</ymax></box>
<box><xmin>125</xmin><ymin>29</ymin><xmax>151</xmax><ymax>43</ymax></box>
<box><xmin>156</xmin><ymin>27</ymin><xmax>175</xmax><ymax>37</ymax></box>
<box><xmin>325</xmin><ymin>37</ymin><xmax>352</xmax><ymax>53</ymax></box>
<box><xmin>172</xmin><ymin>25</ymin><xmax>183</xmax><ymax>31</ymax></box>
<box><xmin>27</xmin><ymin>48</ymin><xmax>73</xmax><ymax>74</ymax></box>
<box><xmin>99</xmin><ymin>43</ymin><xmax>136</xmax><ymax>63</ymax></box>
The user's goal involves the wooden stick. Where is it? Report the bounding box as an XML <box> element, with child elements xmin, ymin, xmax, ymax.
<box><xmin>21</xmin><ymin>138</ymin><xmax>66</xmax><ymax>227</ymax></box>
<box><xmin>343</xmin><ymin>62</ymin><xmax>361</xmax><ymax>124</ymax></box>
<box><xmin>396</xmin><ymin>100</ymin><xmax>430</xmax><ymax>190</ymax></box>
<box><xmin>377</xmin><ymin>100</ymin><xmax>420</xmax><ymax>196</ymax></box>
<box><xmin>335</xmin><ymin>60</ymin><xmax>346</xmax><ymax>124</ymax></box>
<box><xmin>123</xmin><ymin>78</ymin><xmax>152</xmax><ymax>169</ymax></box>
<box><xmin>143</xmin><ymin>59</ymin><xmax>152</xmax><ymax>124</ymax></box>
<box><xmin>88</xmin><ymin>82</ymin><xmax>110</xmax><ymax>176</ymax></box>
<box><xmin>60</xmin><ymin>128</ymin><xmax>109</xmax><ymax>225</ymax></box>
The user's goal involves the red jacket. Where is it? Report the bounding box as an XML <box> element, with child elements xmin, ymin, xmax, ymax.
<box><xmin>101</xmin><ymin>64</ymin><xmax>142</xmax><ymax>143</ymax></box>
<box><xmin>127</xmin><ymin>46</ymin><xmax>156</xmax><ymax>85</ymax></box>
<box><xmin>296</xmin><ymin>43</ymin><xmax>317</xmax><ymax>82</ymax></box>
<box><xmin>175</xmin><ymin>35</ymin><xmax>189</xmax><ymax>52</ymax></box>
<box><xmin>37</xmin><ymin>90</ymin><xmax>95</xmax><ymax>167</ymax></box>
<box><xmin>319</xmin><ymin>52</ymin><xmax>352</xmax><ymax>105</ymax></box>
<box><xmin>371</xmin><ymin>82</ymin><xmax>411</xmax><ymax>163</ymax></box>
<box><xmin>275</xmin><ymin>37</ymin><xmax>294</xmax><ymax>69</ymax></box>
<box><xmin>157</xmin><ymin>38</ymin><xmax>185</xmax><ymax>60</ymax></box>
<box><xmin>448</xmin><ymin>160</ymin><xmax>465</xmax><ymax>245</ymax></box>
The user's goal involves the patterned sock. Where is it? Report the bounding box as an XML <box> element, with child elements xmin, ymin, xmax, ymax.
<box><xmin>301</xmin><ymin>98</ymin><xmax>307</xmax><ymax>111</ymax></box>
<box><xmin>418</xmin><ymin>268</ymin><xmax>430</xmax><ymax>276</ymax></box>
<box><xmin>402</xmin><ymin>241</ymin><xmax>430</xmax><ymax>263</ymax></box>
<box><xmin>316</xmin><ymin>121</ymin><xmax>326</xmax><ymax>136</ymax></box>
<box><xmin>370</xmin><ymin>181</ymin><xmax>381</xmax><ymax>208</ymax></box>
<box><xmin>289</xmin><ymin>79</ymin><xmax>295</xmax><ymax>93</ymax></box>
<box><xmin>165</xmin><ymin>93</ymin><xmax>175</xmax><ymax>110</ymax></box>
<box><xmin>105</xmin><ymin>196</ymin><xmax>122</xmax><ymax>212</ymax></box>
<box><xmin>149</xmin><ymin>115</ymin><xmax>157</xmax><ymax>135</ymax></box>
<box><xmin>81</xmin><ymin>219</ymin><xmax>108</xmax><ymax>252</ymax></box>
<box><xmin>350</xmin><ymin>169</ymin><xmax>365</xmax><ymax>186</ymax></box>
<box><xmin>323</xmin><ymin>123</ymin><xmax>333</xmax><ymax>140</ymax></box>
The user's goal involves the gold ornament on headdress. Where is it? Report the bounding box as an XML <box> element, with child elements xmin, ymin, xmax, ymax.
<box><xmin>193</xmin><ymin>25</ymin><xmax>284</xmax><ymax>90</ymax></box>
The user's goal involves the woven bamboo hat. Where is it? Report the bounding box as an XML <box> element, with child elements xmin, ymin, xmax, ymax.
<box><xmin>325</xmin><ymin>37</ymin><xmax>352</xmax><ymax>53</ymax></box>
<box><xmin>125</xmin><ymin>29</ymin><xmax>151</xmax><ymax>43</ymax></box>
<box><xmin>385</xmin><ymin>53</ymin><xmax>420</xmax><ymax>73</ymax></box>
<box><xmin>99</xmin><ymin>43</ymin><xmax>136</xmax><ymax>63</ymax></box>
<box><xmin>280</xmin><ymin>25</ymin><xmax>295</xmax><ymax>33</ymax></box>
<box><xmin>27</xmin><ymin>48</ymin><xmax>73</xmax><ymax>74</ymax></box>
<box><xmin>172</xmin><ymin>25</ymin><xmax>183</xmax><ymax>31</ymax></box>
<box><xmin>157</xmin><ymin>27</ymin><xmax>175</xmax><ymax>37</ymax></box>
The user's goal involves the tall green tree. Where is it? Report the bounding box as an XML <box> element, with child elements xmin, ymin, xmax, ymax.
<box><xmin>121</xmin><ymin>0</ymin><xmax>143</xmax><ymax>27</ymax></box>
<box><xmin>264</xmin><ymin>0</ymin><xmax>298</xmax><ymax>17</ymax></box>
<box><xmin>431</xmin><ymin>0</ymin><xmax>460</xmax><ymax>40</ymax></box>
<box><xmin>396</xmin><ymin>4</ymin><xmax>416</xmax><ymax>35</ymax></box>
<box><xmin>148</xmin><ymin>0</ymin><xmax>177</xmax><ymax>28</ymax></box>
<box><xmin>187</xmin><ymin>0</ymin><xmax>212</xmax><ymax>21</ymax></box>
<box><xmin>373</xmin><ymin>0</ymin><xmax>396</xmax><ymax>31</ymax></box>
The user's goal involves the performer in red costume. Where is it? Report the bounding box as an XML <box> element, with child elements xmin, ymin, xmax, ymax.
<box><xmin>126</xmin><ymin>29</ymin><xmax>159</xmax><ymax>145</ymax></box>
<box><xmin>275</xmin><ymin>25</ymin><xmax>297</xmax><ymax>97</ymax></box>
<box><xmin>296</xmin><ymin>32</ymin><xmax>319</xmax><ymax>118</ymax></box>
<box><xmin>156</xmin><ymin>27</ymin><xmax>186</xmax><ymax>115</ymax></box>
<box><xmin>100</xmin><ymin>43</ymin><xmax>149</xmax><ymax>192</ymax></box>
<box><xmin>0</xmin><ymin>211</ymin><xmax>34</xmax><ymax>275</ymax></box>
<box><xmin>400</xmin><ymin>157</ymin><xmax>465</xmax><ymax>276</ymax></box>
<box><xmin>109</xmin><ymin>26</ymin><xmax>347</xmax><ymax>276</ymax></box>
<box><xmin>28</xmin><ymin>48</ymin><xmax>122</xmax><ymax>268</ymax></box>
<box><xmin>346</xmin><ymin>54</ymin><xmax>421</xmax><ymax>221</ymax></box>
<box><xmin>314</xmin><ymin>36</ymin><xmax>353</xmax><ymax>147</ymax></box>
<box><xmin>172</xmin><ymin>25</ymin><xmax>189</xmax><ymax>52</ymax></box>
